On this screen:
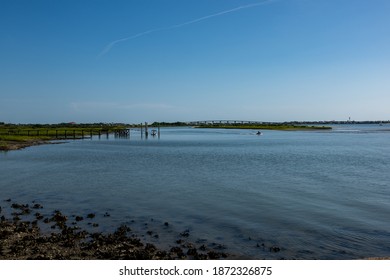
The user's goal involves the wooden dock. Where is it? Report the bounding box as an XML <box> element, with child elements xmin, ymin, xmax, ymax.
<box><xmin>1</xmin><ymin>126</ymin><xmax>159</xmax><ymax>140</ymax></box>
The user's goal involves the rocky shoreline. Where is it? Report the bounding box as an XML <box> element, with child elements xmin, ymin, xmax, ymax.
<box><xmin>1</xmin><ymin>200</ymin><xmax>389</xmax><ymax>260</ymax></box>
<box><xmin>0</xmin><ymin>140</ymin><xmax>50</xmax><ymax>151</ymax></box>
<box><xmin>0</xmin><ymin>200</ymin><xmax>228</xmax><ymax>260</ymax></box>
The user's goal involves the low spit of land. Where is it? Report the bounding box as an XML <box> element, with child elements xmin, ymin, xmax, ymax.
<box><xmin>195</xmin><ymin>123</ymin><xmax>332</xmax><ymax>131</ymax></box>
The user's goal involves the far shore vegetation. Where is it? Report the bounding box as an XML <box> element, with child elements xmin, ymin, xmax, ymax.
<box><xmin>195</xmin><ymin>123</ymin><xmax>332</xmax><ymax>131</ymax></box>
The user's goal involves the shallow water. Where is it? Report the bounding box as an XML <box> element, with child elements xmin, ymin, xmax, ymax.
<box><xmin>1</xmin><ymin>124</ymin><xmax>390</xmax><ymax>259</ymax></box>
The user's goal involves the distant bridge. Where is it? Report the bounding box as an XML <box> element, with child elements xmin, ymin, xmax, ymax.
<box><xmin>186</xmin><ymin>120</ymin><xmax>266</xmax><ymax>125</ymax></box>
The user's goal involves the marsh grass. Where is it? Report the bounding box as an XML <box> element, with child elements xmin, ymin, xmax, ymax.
<box><xmin>0</xmin><ymin>135</ymin><xmax>52</xmax><ymax>142</ymax></box>
<box><xmin>0</xmin><ymin>124</ymin><xmax>128</xmax><ymax>150</ymax></box>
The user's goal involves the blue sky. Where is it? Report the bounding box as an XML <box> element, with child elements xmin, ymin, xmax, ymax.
<box><xmin>1</xmin><ymin>0</ymin><xmax>389</xmax><ymax>123</ymax></box>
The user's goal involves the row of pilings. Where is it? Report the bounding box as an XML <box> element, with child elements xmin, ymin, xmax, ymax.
<box><xmin>2</xmin><ymin>129</ymin><xmax>101</xmax><ymax>139</ymax></box>
<box><xmin>139</xmin><ymin>122</ymin><xmax>160</xmax><ymax>139</ymax></box>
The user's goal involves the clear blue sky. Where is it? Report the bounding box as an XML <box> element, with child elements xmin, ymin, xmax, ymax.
<box><xmin>1</xmin><ymin>0</ymin><xmax>389</xmax><ymax>124</ymax></box>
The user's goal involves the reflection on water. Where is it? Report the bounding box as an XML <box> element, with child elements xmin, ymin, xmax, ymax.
<box><xmin>1</xmin><ymin>125</ymin><xmax>390</xmax><ymax>259</ymax></box>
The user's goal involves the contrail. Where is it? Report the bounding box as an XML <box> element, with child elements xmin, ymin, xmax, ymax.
<box><xmin>98</xmin><ymin>0</ymin><xmax>277</xmax><ymax>57</ymax></box>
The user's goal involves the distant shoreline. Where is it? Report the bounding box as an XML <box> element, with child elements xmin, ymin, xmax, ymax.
<box><xmin>153</xmin><ymin>121</ymin><xmax>389</xmax><ymax>127</ymax></box>
<box><xmin>1</xmin><ymin>122</ymin><xmax>389</xmax><ymax>151</ymax></box>
<box><xmin>195</xmin><ymin>124</ymin><xmax>332</xmax><ymax>131</ymax></box>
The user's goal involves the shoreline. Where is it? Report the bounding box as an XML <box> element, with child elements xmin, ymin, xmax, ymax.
<box><xmin>0</xmin><ymin>124</ymin><xmax>128</xmax><ymax>151</ymax></box>
<box><xmin>0</xmin><ymin>140</ymin><xmax>51</xmax><ymax>151</ymax></box>
<box><xmin>2</xmin><ymin>201</ymin><xmax>388</xmax><ymax>260</ymax></box>
<box><xmin>0</xmin><ymin>200</ymin><xmax>229</xmax><ymax>260</ymax></box>
<box><xmin>195</xmin><ymin>125</ymin><xmax>332</xmax><ymax>131</ymax></box>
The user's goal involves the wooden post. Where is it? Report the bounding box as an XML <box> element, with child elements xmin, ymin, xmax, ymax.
<box><xmin>145</xmin><ymin>122</ymin><xmax>148</xmax><ymax>138</ymax></box>
<box><xmin>98</xmin><ymin>130</ymin><xmax>101</xmax><ymax>138</ymax></box>
<box><xmin>106</xmin><ymin>130</ymin><xmax>109</xmax><ymax>139</ymax></box>
<box><xmin>158</xmin><ymin>126</ymin><xmax>160</xmax><ymax>138</ymax></box>
<box><xmin>27</xmin><ymin>130</ymin><xmax>30</xmax><ymax>136</ymax></box>
<box><xmin>82</xmin><ymin>130</ymin><xmax>84</xmax><ymax>139</ymax></box>
<box><xmin>64</xmin><ymin>130</ymin><xmax>67</xmax><ymax>139</ymax></box>
<box><xmin>46</xmin><ymin>130</ymin><xmax>49</xmax><ymax>136</ymax></box>
<box><xmin>73</xmin><ymin>130</ymin><xmax>76</xmax><ymax>139</ymax></box>
<box><xmin>140</xmin><ymin>123</ymin><xmax>143</xmax><ymax>138</ymax></box>
<box><xmin>90</xmin><ymin>130</ymin><xmax>93</xmax><ymax>138</ymax></box>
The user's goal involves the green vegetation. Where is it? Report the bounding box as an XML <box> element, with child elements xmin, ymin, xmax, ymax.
<box><xmin>0</xmin><ymin>135</ymin><xmax>52</xmax><ymax>142</ymax></box>
<box><xmin>196</xmin><ymin>123</ymin><xmax>332</xmax><ymax>130</ymax></box>
<box><xmin>151</xmin><ymin>121</ymin><xmax>188</xmax><ymax>127</ymax></box>
<box><xmin>0</xmin><ymin>123</ymin><xmax>128</xmax><ymax>151</ymax></box>
<box><xmin>0</xmin><ymin>135</ymin><xmax>53</xmax><ymax>151</ymax></box>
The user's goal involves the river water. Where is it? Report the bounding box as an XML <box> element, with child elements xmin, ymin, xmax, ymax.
<box><xmin>1</xmin><ymin>125</ymin><xmax>389</xmax><ymax>259</ymax></box>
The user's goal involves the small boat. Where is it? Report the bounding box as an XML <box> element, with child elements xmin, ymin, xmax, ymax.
<box><xmin>256</xmin><ymin>131</ymin><xmax>262</xmax><ymax>135</ymax></box>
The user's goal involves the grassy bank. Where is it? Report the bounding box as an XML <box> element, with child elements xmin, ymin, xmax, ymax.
<box><xmin>0</xmin><ymin>135</ymin><xmax>52</xmax><ymax>151</ymax></box>
<box><xmin>0</xmin><ymin>124</ymin><xmax>128</xmax><ymax>151</ymax></box>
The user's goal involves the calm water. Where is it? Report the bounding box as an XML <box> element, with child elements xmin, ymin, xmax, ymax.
<box><xmin>1</xmin><ymin>125</ymin><xmax>390</xmax><ymax>259</ymax></box>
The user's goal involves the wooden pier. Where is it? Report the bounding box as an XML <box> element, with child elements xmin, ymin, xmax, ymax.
<box><xmin>1</xmin><ymin>129</ymin><xmax>129</xmax><ymax>139</ymax></box>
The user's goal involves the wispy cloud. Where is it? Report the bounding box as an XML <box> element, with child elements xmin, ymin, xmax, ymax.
<box><xmin>98</xmin><ymin>0</ymin><xmax>277</xmax><ymax>57</ymax></box>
